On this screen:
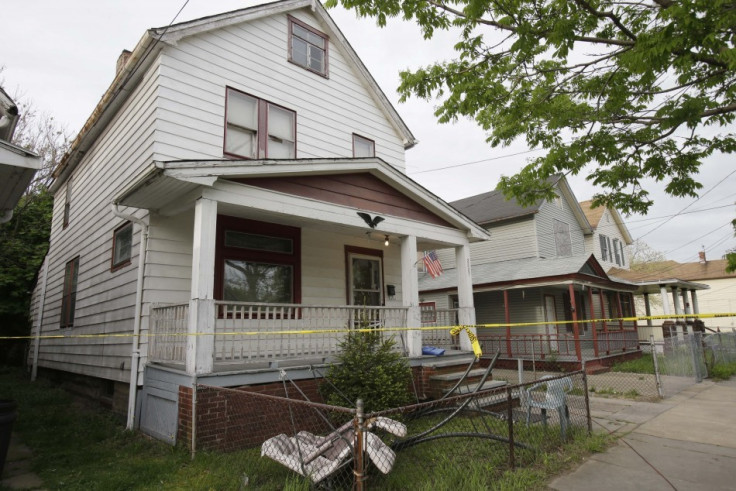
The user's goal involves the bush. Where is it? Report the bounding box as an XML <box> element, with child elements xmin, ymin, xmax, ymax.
<box><xmin>709</xmin><ymin>361</ymin><xmax>736</xmax><ymax>381</ymax></box>
<box><xmin>322</xmin><ymin>315</ymin><xmax>412</xmax><ymax>413</ymax></box>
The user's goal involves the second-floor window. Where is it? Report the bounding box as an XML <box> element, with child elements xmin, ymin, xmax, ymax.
<box><xmin>111</xmin><ymin>222</ymin><xmax>133</xmax><ymax>271</ymax></box>
<box><xmin>224</xmin><ymin>87</ymin><xmax>296</xmax><ymax>159</ymax></box>
<box><xmin>288</xmin><ymin>16</ymin><xmax>328</xmax><ymax>77</ymax></box>
<box><xmin>352</xmin><ymin>134</ymin><xmax>375</xmax><ymax>157</ymax></box>
<box><xmin>600</xmin><ymin>234</ymin><xmax>611</xmax><ymax>261</ymax></box>
<box><xmin>613</xmin><ymin>238</ymin><xmax>621</xmax><ymax>265</ymax></box>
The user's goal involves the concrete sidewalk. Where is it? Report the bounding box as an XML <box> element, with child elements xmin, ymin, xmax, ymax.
<box><xmin>549</xmin><ymin>379</ymin><xmax>736</xmax><ymax>491</ymax></box>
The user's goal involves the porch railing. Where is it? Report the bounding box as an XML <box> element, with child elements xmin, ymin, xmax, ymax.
<box><xmin>148</xmin><ymin>303</ymin><xmax>189</xmax><ymax>363</ymax></box>
<box><xmin>148</xmin><ymin>302</ymin><xmax>409</xmax><ymax>367</ymax></box>
<box><xmin>421</xmin><ymin>308</ymin><xmax>460</xmax><ymax>351</ymax></box>
<box><xmin>478</xmin><ymin>329</ymin><xmax>639</xmax><ymax>360</ymax></box>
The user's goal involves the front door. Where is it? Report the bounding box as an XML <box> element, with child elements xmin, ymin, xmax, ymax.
<box><xmin>347</xmin><ymin>249</ymin><xmax>383</xmax><ymax>307</ymax></box>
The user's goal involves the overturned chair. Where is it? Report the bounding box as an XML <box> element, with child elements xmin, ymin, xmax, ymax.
<box><xmin>261</xmin><ymin>416</ymin><xmax>407</xmax><ymax>483</ymax></box>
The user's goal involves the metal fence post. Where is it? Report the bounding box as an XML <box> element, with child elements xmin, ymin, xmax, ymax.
<box><xmin>507</xmin><ymin>386</ymin><xmax>515</xmax><ymax>469</ymax></box>
<box><xmin>690</xmin><ymin>333</ymin><xmax>702</xmax><ymax>383</ymax></box>
<box><xmin>650</xmin><ymin>335</ymin><xmax>664</xmax><ymax>398</ymax></box>
<box><xmin>354</xmin><ymin>399</ymin><xmax>365</xmax><ymax>490</ymax></box>
<box><xmin>582</xmin><ymin>365</ymin><xmax>592</xmax><ymax>434</ymax></box>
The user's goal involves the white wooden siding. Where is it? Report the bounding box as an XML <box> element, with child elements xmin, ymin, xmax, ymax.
<box><xmin>33</xmin><ymin>61</ymin><xmax>161</xmax><ymax>383</ymax></box>
<box><xmin>154</xmin><ymin>11</ymin><xmax>406</xmax><ymax>168</ymax></box>
<box><xmin>435</xmin><ymin>217</ymin><xmax>538</xmax><ymax>270</ymax></box>
<box><xmin>536</xmin><ymin>199</ymin><xmax>586</xmax><ymax>258</ymax></box>
<box><xmin>586</xmin><ymin>208</ymin><xmax>630</xmax><ymax>270</ymax></box>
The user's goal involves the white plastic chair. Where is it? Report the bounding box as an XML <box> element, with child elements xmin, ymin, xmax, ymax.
<box><xmin>524</xmin><ymin>375</ymin><xmax>573</xmax><ymax>440</ymax></box>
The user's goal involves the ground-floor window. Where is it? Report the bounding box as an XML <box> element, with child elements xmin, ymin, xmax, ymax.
<box><xmin>215</xmin><ymin>216</ymin><xmax>301</xmax><ymax>304</ymax></box>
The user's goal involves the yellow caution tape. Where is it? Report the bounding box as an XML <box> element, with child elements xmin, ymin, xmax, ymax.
<box><xmin>1</xmin><ymin>312</ymin><xmax>734</xmax><ymax>341</ymax></box>
<box><xmin>449</xmin><ymin>325</ymin><xmax>483</xmax><ymax>358</ymax></box>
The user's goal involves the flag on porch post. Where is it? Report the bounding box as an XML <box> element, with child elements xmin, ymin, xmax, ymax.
<box><xmin>422</xmin><ymin>251</ymin><xmax>443</xmax><ymax>278</ymax></box>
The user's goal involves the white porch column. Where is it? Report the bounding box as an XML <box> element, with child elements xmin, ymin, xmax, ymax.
<box><xmin>401</xmin><ymin>235</ymin><xmax>422</xmax><ymax>357</ymax></box>
<box><xmin>690</xmin><ymin>290</ymin><xmax>700</xmax><ymax>315</ymax></box>
<box><xmin>671</xmin><ymin>287</ymin><xmax>684</xmax><ymax>339</ymax></box>
<box><xmin>659</xmin><ymin>285</ymin><xmax>671</xmax><ymax>316</ymax></box>
<box><xmin>660</xmin><ymin>284</ymin><xmax>672</xmax><ymax>337</ymax></box>
<box><xmin>455</xmin><ymin>242</ymin><xmax>476</xmax><ymax>352</ymax></box>
<box><xmin>186</xmin><ymin>198</ymin><xmax>217</xmax><ymax>375</ymax></box>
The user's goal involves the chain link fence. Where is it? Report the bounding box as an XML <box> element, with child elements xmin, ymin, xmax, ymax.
<box><xmin>193</xmin><ymin>371</ymin><xmax>590</xmax><ymax>489</ymax></box>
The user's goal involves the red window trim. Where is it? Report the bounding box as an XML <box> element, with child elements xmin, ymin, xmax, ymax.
<box><xmin>287</xmin><ymin>15</ymin><xmax>329</xmax><ymax>78</ymax></box>
<box><xmin>214</xmin><ymin>215</ymin><xmax>302</xmax><ymax>306</ymax></box>
<box><xmin>223</xmin><ymin>86</ymin><xmax>297</xmax><ymax>160</ymax></box>
<box><xmin>110</xmin><ymin>222</ymin><xmax>133</xmax><ymax>272</ymax></box>
<box><xmin>61</xmin><ymin>256</ymin><xmax>79</xmax><ymax>328</ymax></box>
<box><xmin>352</xmin><ymin>133</ymin><xmax>375</xmax><ymax>158</ymax></box>
<box><xmin>344</xmin><ymin>245</ymin><xmax>385</xmax><ymax>306</ymax></box>
<box><xmin>419</xmin><ymin>301</ymin><xmax>437</xmax><ymax>324</ymax></box>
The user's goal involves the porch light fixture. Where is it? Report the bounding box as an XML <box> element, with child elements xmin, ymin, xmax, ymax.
<box><xmin>384</xmin><ymin>235</ymin><xmax>390</xmax><ymax>247</ymax></box>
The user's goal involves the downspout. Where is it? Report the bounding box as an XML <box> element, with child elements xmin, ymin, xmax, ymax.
<box><xmin>31</xmin><ymin>257</ymin><xmax>49</xmax><ymax>381</ymax></box>
<box><xmin>111</xmin><ymin>203</ymin><xmax>149</xmax><ymax>431</ymax></box>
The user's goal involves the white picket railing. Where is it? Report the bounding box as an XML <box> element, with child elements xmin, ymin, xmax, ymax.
<box><xmin>148</xmin><ymin>302</ymin><xmax>409</xmax><ymax>368</ymax></box>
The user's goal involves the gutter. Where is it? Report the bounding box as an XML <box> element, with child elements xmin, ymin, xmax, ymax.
<box><xmin>111</xmin><ymin>203</ymin><xmax>149</xmax><ymax>431</ymax></box>
<box><xmin>31</xmin><ymin>257</ymin><xmax>49</xmax><ymax>381</ymax></box>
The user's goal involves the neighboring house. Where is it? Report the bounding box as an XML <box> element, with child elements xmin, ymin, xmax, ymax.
<box><xmin>0</xmin><ymin>86</ymin><xmax>41</xmax><ymax>223</ymax></box>
<box><xmin>28</xmin><ymin>0</ymin><xmax>489</xmax><ymax>443</ymax></box>
<box><xmin>579</xmin><ymin>200</ymin><xmax>633</xmax><ymax>270</ymax></box>
<box><xmin>610</xmin><ymin>252</ymin><xmax>734</xmax><ymax>331</ymax></box>
<box><xmin>420</xmin><ymin>176</ymin><xmax>639</xmax><ymax>365</ymax></box>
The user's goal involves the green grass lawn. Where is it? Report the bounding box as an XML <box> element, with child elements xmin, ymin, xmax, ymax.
<box><xmin>0</xmin><ymin>368</ymin><xmax>614</xmax><ymax>490</ymax></box>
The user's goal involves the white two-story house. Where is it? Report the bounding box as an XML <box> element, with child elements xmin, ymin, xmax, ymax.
<box><xmin>29</xmin><ymin>0</ymin><xmax>489</xmax><ymax>444</ymax></box>
<box><xmin>419</xmin><ymin>176</ymin><xmax>639</xmax><ymax>367</ymax></box>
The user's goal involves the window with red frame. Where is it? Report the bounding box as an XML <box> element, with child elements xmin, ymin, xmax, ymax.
<box><xmin>215</xmin><ymin>216</ymin><xmax>301</xmax><ymax>305</ymax></box>
<box><xmin>224</xmin><ymin>87</ymin><xmax>296</xmax><ymax>160</ymax></box>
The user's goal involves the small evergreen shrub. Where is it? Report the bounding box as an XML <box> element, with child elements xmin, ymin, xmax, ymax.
<box><xmin>323</xmin><ymin>314</ymin><xmax>412</xmax><ymax>413</ymax></box>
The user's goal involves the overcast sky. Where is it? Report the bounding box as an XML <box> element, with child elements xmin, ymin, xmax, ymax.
<box><xmin>2</xmin><ymin>0</ymin><xmax>734</xmax><ymax>263</ymax></box>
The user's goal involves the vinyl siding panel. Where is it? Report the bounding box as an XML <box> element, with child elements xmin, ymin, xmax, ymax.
<box><xmin>586</xmin><ymin>208</ymin><xmax>630</xmax><ymax>270</ymax></box>
<box><xmin>33</xmin><ymin>61</ymin><xmax>160</xmax><ymax>383</ymax></box>
<box><xmin>435</xmin><ymin>217</ymin><xmax>538</xmax><ymax>270</ymax></box>
<box><xmin>536</xmin><ymin>199</ymin><xmax>586</xmax><ymax>259</ymax></box>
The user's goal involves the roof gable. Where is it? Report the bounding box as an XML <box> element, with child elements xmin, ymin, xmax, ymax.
<box><xmin>579</xmin><ymin>200</ymin><xmax>633</xmax><ymax>244</ymax></box>
<box><xmin>233</xmin><ymin>172</ymin><xmax>453</xmax><ymax>227</ymax></box>
<box><xmin>51</xmin><ymin>0</ymin><xmax>416</xmax><ymax>192</ymax></box>
<box><xmin>451</xmin><ymin>175</ymin><xmax>592</xmax><ymax>233</ymax></box>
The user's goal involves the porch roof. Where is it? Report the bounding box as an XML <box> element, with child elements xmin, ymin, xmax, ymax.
<box><xmin>419</xmin><ymin>254</ymin><xmax>638</xmax><ymax>293</ymax></box>
<box><xmin>605</xmin><ymin>276</ymin><xmax>710</xmax><ymax>295</ymax></box>
<box><xmin>113</xmin><ymin>158</ymin><xmax>491</xmax><ymax>244</ymax></box>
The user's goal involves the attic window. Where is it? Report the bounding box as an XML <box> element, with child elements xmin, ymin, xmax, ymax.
<box><xmin>288</xmin><ymin>16</ymin><xmax>328</xmax><ymax>77</ymax></box>
<box><xmin>352</xmin><ymin>134</ymin><xmax>375</xmax><ymax>157</ymax></box>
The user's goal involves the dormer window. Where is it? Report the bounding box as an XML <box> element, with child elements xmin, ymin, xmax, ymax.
<box><xmin>288</xmin><ymin>16</ymin><xmax>328</xmax><ymax>77</ymax></box>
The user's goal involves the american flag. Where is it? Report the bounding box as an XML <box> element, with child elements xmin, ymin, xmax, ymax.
<box><xmin>423</xmin><ymin>251</ymin><xmax>443</xmax><ymax>278</ymax></box>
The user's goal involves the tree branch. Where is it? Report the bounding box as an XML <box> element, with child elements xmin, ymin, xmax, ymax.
<box><xmin>573</xmin><ymin>0</ymin><xmax>637</xmax><ymax>41</ymax></box>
